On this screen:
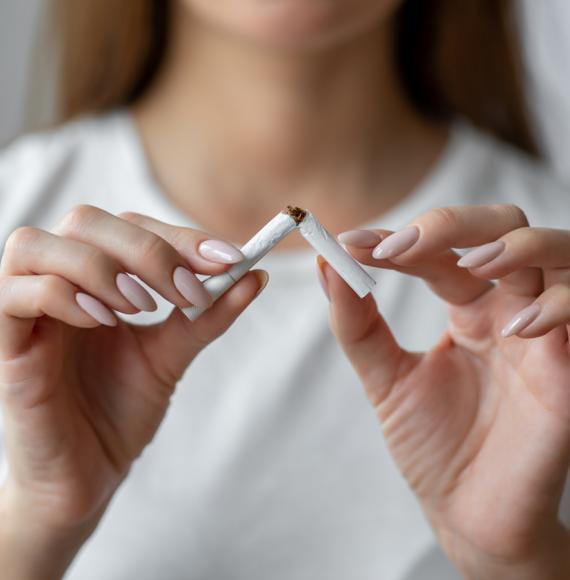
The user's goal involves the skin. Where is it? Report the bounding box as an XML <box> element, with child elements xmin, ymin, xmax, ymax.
<box><xmin>134</xmin><ymin>0</ymin><xmax>446</xmax><ymax>247</ymax></box>
<box><xmin>0</xmin><ymin>207</ymin><xmax>267</xmax><ymax>579</ymax></box>
<box><xmin>0</xmin><ymin>0</ymin><xmax>568</xmax><ymax>578</ymax></box>
<box><xmin>321</xmin><ymin>205</ymin><xmax>570</xmax><ymax>579</ymax></box>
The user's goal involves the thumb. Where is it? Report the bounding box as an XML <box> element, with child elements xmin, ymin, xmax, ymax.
<box><xmin>319</xmin><ymin>258</ymin><xmax>410</xmax><ymax>407</ymax></box>
<box><xmin>135</xmin><ymin>270</ymin><xmax>268</xmax><ymax>384</ymax></box>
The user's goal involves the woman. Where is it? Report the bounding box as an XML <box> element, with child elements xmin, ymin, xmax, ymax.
<box><xmin>0</xmin><ymin>1</ymin><xmax>569</xmax><ymax>578</ymax></box>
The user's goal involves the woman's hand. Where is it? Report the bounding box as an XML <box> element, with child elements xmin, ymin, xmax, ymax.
<box><xmin>0</xmin><ymin>204</ymin><xmax>266</xmax><ymax>579</ymax></box>
<box><xmin>321</xmin><ymin>205</ymin><xmax>570</xmax><ymax>580</ymax></box>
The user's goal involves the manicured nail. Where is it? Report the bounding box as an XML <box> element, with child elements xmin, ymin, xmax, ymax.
<box><xmin>116</xmin><ymin>273</ymin><xmax>157</xmax><ymax>312</ymax></box>
<box><xmin>372</xmin><ymin>226</ymin><xmax>419</xmax><ymax>260</ymax></box>
<box><xmin>252</xmin><ymin>270</ymin><xmax>269</xmax><ymax>298</ymax></box>
<box><xmin>76</xmin><ymin>293</ymin><xmax>117</xmax><ymax>327</ymax></box>
<box><xmin>337</xmin><ymin>230</ymin><xmax>381</xmax><ymax>248</ymax></box>
<box><xmin>457</xmin><ymin>241</ymin><xmax>505</xmax><ymax>269</ymax></box>
<box><xmin>501</xmin><ymin>303</ymin><xmax>541</xmax><ymax>338</ymax></box>
<box><xmin>316</xmin><ymin>256</ymin><xmax>330</xmax><ymax>301</ymax></box>
<box><xmin>198</xmin><ymin>240</ymin><xmax>244</xmax><ymax>264</ymax></box>
<box><xmin>173</xmin><ymin>267</ymin><xmax>212</xmax><ymax>307</ymax></box>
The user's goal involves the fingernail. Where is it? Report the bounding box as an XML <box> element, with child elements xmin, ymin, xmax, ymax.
<box><xmin>76</xmin><ymin>293</ymin><xmax>117</xmax><ymax>327</ymax></box>
<box><xmin>501</xmin><ymin>303</ymin><xmax>541</xmax><ymax>338</ymax></box>
<box><xmin>173</xmin><ymin>267</ymin><xmax>212</xmax><ymax>307</ymax></box>
<box><xmin>457</xmin><ymin>241</ymin><xmax>505</xmax><ymax>269</ymax></box>
<box><xmin>372</xmin><ymin>226</ymin><xmax>419</xmax><ymax>260</ymax></box>
<box><xmin>116</xmin><ymin>273</ymin><xmax>157</xmax><ymax>312</ymax></box>
<box><xmin>198</xmin><ymin>240</ymin><xmax>244</xmax><ymax>264</ymax></box>
<box><xmin>252</xmin><ymin>270</ymin><xmax>269</xmax><ymax>298</ymax></box>
<box><xmin>337</xmin><ymin>230</ymin><xmax>381</xmax><ymax>248</ymax></box>
<box><xmin>316</xmin><ymin>256</ymin><xmax>330</xmax><ymax>301</ymax></box>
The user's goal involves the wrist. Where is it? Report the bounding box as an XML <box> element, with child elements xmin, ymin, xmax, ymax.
<box><xmin>0</xmin><ymin>486</ymin><xmax>97</xmax><ymax>580</ymax></box>
<box><xmin>437</xmin><ymin>521</ymin><xmax>570</xmax><ymax>580</ymax></box>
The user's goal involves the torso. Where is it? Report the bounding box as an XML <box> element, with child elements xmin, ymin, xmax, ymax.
<box><xmin>1</xmin><ymin>112</ymin><xmax>569</xmax><ymax>580</ymax></box>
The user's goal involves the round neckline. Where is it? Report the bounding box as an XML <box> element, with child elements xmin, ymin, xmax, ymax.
<box><xmin>115</xmin><ymin>108</ymin><xmax>470</xmax><ymax>273</ymax></box>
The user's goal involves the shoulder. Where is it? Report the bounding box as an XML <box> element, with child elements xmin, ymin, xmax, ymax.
<box><xmin>0</xmin><ymin>111</ymin><xmax>133</xmax><ymax>244</ymax></box>
<box><xmin>451</xmin><ymin>124</ymin><xmax>570</xmax><ymax>228</ymax></box>
<box><xmin>0</xmin><ymin>111</ymin><xmax>126</xmax><ymax>189</ymax></box>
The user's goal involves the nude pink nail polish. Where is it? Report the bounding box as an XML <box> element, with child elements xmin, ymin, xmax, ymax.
<box><xmin>337</xmin><ymin>230</ymin><xmax>381</xmax><ymax>248</ymax></box>
<box><xmin>76</xmin><ymin>293</ymin><xmax>118</xmax><ymax>326</ymax></box>
<box><xmin>173</xmin><ymin>267</ymin><xmax>212</xmax><ymax>307</ymax></box>
<box><xmin>457</xmin><ymin>241</ymin><xmax>506</xmax><ymax>269</ymax></box>
<box><xmin>116</xmin><ymin>273</ymin><xmax>157</xmax><ymax>312</ymax></box>
<box><xmin>198</xmin><ymin>240</ymin><xmax>244</xmax><ymax>264</ymax></box>
<box><xmin>372</xmin><ymin>226</ymin><xmax>419</xmax><ymax>260</ymax></box>
<box><xmin>501</xmin><ymin>303</ymin><xmax>541</xmax><ymax>338</ymax></box>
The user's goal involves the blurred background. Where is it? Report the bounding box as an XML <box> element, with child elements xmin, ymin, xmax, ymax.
<box><xmin>1</xmin><ymin>0</ymin><xmax>569</xmax><ymax>182</ymax></box>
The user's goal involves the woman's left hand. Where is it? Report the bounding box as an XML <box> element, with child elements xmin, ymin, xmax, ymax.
<box><xmin>320</xmin><ymin>204</ymin><xmax>570</xmax><ymax>580</ymax></box>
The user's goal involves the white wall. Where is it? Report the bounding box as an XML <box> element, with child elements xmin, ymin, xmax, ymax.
<box><xmin>0</xmin><ymin>1</ymin><xmax>569</xmax><ymax>180</ymax></box>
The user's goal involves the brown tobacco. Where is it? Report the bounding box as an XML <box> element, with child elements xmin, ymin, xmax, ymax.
<box><xmin>284</xmin><ymin>205</ymin><xmax>307</xmax><ymax>225</ymax></box>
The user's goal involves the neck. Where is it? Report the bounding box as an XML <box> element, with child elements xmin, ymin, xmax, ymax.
<box><xmin>134</xmin><ymin>8</ymin><xmax>447</xmax><ymax>247</ymax></box>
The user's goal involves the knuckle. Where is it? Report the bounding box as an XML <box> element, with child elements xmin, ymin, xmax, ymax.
<box><xmin>4</xmin><ymin>226</ymin><xmax>41</xmax><ymax>254</ymax></box>
<box><xmin>83</xmin><ymin>247</ymin><xmax>115</xmax><ymax>274</ymax></box>
<box><xmin>549</xmin><ymin>283</ymin><xmax>570</xmax><ymax>303</ymax></box>
<box><xmin>166</xmin><ymin>228</ymin><xmax>194</xmax><ymax>250</ymax></box>
<box><xmin>137</xmin><ymin>233</ymin><xmax>174</xmax><ymax>264</ymax></box>
<box><xmin>117</xmin><ymin>211</ymin><xmax>143</xmax><ymax>224</ymax></box>
<box><xmin>39</xmin><ymin>275</ymin><xmax>69</xmax><ymax>305</ymax></box>
<box><xmin>424</xmin><ymin>207</ymin><xmax>458</xmax><ymax>230</ymax></box>
<box><xmin>32</xmin><ymin>275</ymin><xmax>67</xmax><ymax>314</ymax></box>
<box><xmin>56</xmin><ymin>204</ymin><xmax>101</xmax><ymax>235</ymax></box>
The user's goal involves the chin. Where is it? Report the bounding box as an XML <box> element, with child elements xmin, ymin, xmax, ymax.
<box><xmin>185</xmin><ymin>0</ymin><xmax>400</xmax><ymax>51</ymax></box>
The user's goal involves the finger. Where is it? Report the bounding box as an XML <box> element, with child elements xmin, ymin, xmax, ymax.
<box><xmin>460</xmin><ymin>228</ymin><xmax>570</xmax><ymax>296</ymax></box>
<box><xmin>321</xmin><ymin>259</ymin><xmax>414</xmax><ymax>407</ymax></box>
<box><xmin>0</xmin><ymin>275</ymin><xmax>111</xmax><ymax>359</ymax></box>
<box><xmin>132</xmin><ymin>270</ymin><xmax>268</xmax><ymax>385</ymax></box>
<box><xmin>1</xmin><ymin>227</ymin><xmax>154</xmax><ymax>314</ymax></box>
<box><xmin>543</xmin><ymin>269</ymin><xmax>570</xmax><ymax>346</ymax></box>
<box><xmin>505</xmin><ymin>283</ymin><xmax>570</xmax><ymax>341</ymax></box>
<box><xmin>49</xmin><ymin>205</ymin><xmax>212</xmax><ymax>308</ymax></box>
<box><xmin>343</xmin><ymin>230</ymin><xmax>492</xmax><ymax>305</ymax></box>
<box><xmin>371</xmin><ymin>205</ymin><xmax>529</xmax><ymax>266</ymax></box>
<box><xmin>117</xmin><ymin>211</ymin><xmax>243</xmax><ymax>274</ymax></box>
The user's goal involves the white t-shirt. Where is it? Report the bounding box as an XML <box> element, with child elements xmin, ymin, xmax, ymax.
<box><xmin>1</xmin><ymin>112</ymin><xmax>569</xmax><ymax>580</ymax></box>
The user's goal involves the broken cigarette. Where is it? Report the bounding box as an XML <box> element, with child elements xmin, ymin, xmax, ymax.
<box><xmin>182</xmin><ymin>206</ymin><xmax>376</xmax><ymax>321</ymax></box>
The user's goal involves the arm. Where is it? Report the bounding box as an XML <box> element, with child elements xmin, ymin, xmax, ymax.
<box><xmin>436</xmin><ymin>519</ymin><xmax>570</xmax><ymax>580</ymax></box>
<box><xmin>0</xmin><ymin>488</ymin><xmax>98</xmax><ymax>580</ymax></box>
<box><xmin>0</xmin><ymin>205</ymin><xmax>265</xmax><ymax>578</ymax></box>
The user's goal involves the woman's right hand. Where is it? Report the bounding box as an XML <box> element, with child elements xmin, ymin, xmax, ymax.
<box><xmin>0</xmin><ymin>204</ymin><xmax>266</xmax><ymax>579</ymax></box>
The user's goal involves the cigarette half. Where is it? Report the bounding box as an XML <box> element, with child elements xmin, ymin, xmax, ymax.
<box><xmin>182</xmin><ymin>205</ymin><xmax>375</xmax><ymax>321</ymax></box>
<box><xmin>182</xmin><ymin>208</ymin><xmax>303</xmax><ymax>321</ymax></box>
<box><xmin>299</xmin><ymin>212</ymin><xmax>376</xmax><ymax>298</ymax></box>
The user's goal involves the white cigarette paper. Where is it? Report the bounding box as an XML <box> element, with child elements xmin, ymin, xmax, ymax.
<box><xmin>182</xmin><ymin>206</ymin><xmax>376</xmax><ymax>321</ymax></box>
<box><xmin>183</xmin><ymin>211</ymin><xmax>298</xmax><ymax>321</ymax></box>
<box><xmin>299</xmin><ymin>212</ymin><xmax>376</xmax><ymax>298</ymax></box>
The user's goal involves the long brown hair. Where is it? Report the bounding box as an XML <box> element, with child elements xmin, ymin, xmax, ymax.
<box><xmin>52</xmin><ymin>0</ymin><xmax>539</xmax><ymax>155</ymax></box>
